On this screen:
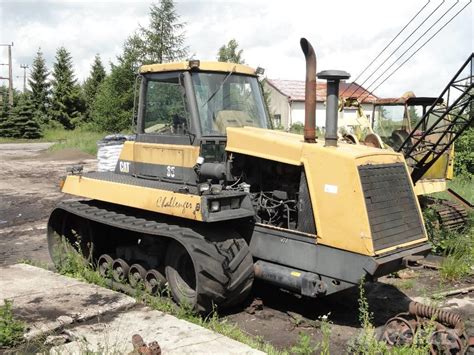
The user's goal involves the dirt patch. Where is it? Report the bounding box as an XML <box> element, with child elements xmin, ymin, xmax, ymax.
<box><xmin>37</xmin><ymin>148</ymin><xmax>94</xmax><ymax>161</ymax></box>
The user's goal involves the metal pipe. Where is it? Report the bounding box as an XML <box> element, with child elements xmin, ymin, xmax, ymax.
<box><xmin>253</xmin><ymin>260</ymin><xmax>327</xmax><ymax>297</ymax></box>
<box><xmin>317</xmin><ymin>70</ymin><xmax>351</xmax><ymax>147</ymax></box>
<box><xmin>254</xmin><ymin>260</ymin><xmax>301</xmax><ymax>292</ymax></box>
<box><xmin>300</xmin><ymin>38</ymin><xmax>317</xmax><ymax>143</ymax></box>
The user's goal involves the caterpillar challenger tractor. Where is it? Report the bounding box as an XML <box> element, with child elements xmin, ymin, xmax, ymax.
<box><xmin>48</xmin><ymin>39</ymin><xmax>431</xmax><ymax>313</ymax></box>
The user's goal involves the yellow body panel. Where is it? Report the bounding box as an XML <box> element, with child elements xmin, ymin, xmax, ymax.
<box><xmin>140</xmin><ymin>61</ymin><xmax>257</xmax><ymax>76</ymax></box>
<box><xmin>62</xmin><ymin>175</ymin><xmax>203</xmax><ymax>221</ymax></box>
<box><xmin>119</xmin><ymin>141</ymin><xmax>200</xmax><ymax>168</ymax></box>
<box><xmin>227</xmin><ymin>127</ymin><xmax>428</xmax><ymax>256</ymax></box>
<box><xmin>413</xmin><ymin>179</ymin><xmax>447</xmax><ymax>195</ymax></box>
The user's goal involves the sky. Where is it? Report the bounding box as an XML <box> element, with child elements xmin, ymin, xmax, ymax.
<box><xmin>0</xmin><ymin>0</ymin><xmax>472</xmax><ymax>99</ymax></box>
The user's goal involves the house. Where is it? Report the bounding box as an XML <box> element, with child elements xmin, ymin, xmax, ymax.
<box><xmin>263</xmin><ymin>79</ymin><xmax>378</xmax><ymax>129</ymax></box>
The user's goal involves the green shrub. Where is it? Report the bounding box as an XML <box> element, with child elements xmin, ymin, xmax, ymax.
<box><xmin>289</xmin><ymin>122</ymin><xmax>304</xmax><ymax>134</ymax></box>
<box><xmin>454</xmin><ymin>127</ymin><xmax>473</xmax><ymax>178</ymax></box>
<box><xmin>0</xmin><ymin>300</ymin><xmax>25</xmax><ymax>348</ymax></box>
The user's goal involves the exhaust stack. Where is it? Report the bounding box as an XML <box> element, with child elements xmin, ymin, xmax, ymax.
<box><xmin>317</xmin><ymin>70</ymin><xmax>350</xmax><ymax>147</ymax></box>
<box><xmin>300</xmin><ymin>38</ymin><xmax>317</xmax><ymax>143</ymax></box>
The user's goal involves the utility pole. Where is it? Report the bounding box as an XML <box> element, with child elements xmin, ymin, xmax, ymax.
<box><xmin>20</xmin><ymin>64</ymin><xmax>28</xmax><ymax>93</ymax></box>
<box><xmin>0</xmin><ymin>43</ymin><xmax>14</xmax><ymax>106</ymax></box>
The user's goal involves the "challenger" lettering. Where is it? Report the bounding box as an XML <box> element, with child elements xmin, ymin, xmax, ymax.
<box><xmin>156</xmin><ymin>196</ymin><xmax>194</xmax><ymax>214</ymax></box>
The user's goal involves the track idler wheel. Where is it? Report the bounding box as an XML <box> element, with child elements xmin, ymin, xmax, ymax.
<box><xmin>144</xmin><ymin>269</ymin><xmax>167</xmax><ymax>295</ymax></box>
<box><xmin>382</xmin><ymin>315</ymin><xmax>416</xmax><ymax>346</ymax></box>
<box><xmin>112</xmin><ymin>258</ymin><xmax>130</xmax><ymax>283</ymax></box>
<box><xmin>128</xmin><ymin>264</ymin><xmax>148</xmax><ymax>288</ymax></box>
<box><xmin>430</xmin><ymin>329</ymin><xmax>463</xmax><ymax>354</ymax></box>
<box><xmin>97</xmin><ymin>254</ymin><xmax>114</xmax><ymax>278</ymax></box>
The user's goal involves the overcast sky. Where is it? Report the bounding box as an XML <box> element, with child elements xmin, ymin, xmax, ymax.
<box><xmin>0</xmin><ymin>0</ymin><xmax>472</xmax><ymax>99</ymax></box>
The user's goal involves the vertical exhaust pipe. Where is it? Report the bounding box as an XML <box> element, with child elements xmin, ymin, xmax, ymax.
<box><xmin>300</xmin><ymin>38</ymin><xmax>317</xmax><ymax>143</ymax></box>
<box><xmin>317</xmin><ymin>70</ymin><xmax>350</xmax><ymax>147</ymax></box>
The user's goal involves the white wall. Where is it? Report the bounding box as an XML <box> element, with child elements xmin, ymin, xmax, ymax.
<box><xmin>290</xmin><ymin>101</ymin><xmax>373</xmax><ymax>128</ymax></box>
<box><xmin>263</xmin><ymin>82</ymin><xmax>291</xmax><ymax>128</ymax></box>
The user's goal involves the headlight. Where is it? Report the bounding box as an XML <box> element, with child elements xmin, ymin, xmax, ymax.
<box><xmin>210</xmin><ymin>200</ymin><xmax>220</xmax><ymax>212</ymax></box>
<box><xmin>230</xmin><ymin>198</ymin><xmax>240</xmax><ymax>209</ymax></box>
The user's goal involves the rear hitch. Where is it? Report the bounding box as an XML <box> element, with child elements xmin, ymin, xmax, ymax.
<box><xmin>402</xmin><ymin>255</ymin><xmax>424</xmax><ymax>270</ymax></box>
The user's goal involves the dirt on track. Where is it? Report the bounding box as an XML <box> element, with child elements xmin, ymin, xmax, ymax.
<box><xmin>0</xmin><ymin>142</ymin><xmax>472</xmax><ymax>353</ymax></box>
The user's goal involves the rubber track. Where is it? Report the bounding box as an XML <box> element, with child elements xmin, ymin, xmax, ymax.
<box><xmin>51</xmin><ymin>200</ymin><xmax>254</xmax><ymax>313</ymax></box>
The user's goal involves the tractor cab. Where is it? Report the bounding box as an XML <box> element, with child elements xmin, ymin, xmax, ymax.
<box><xmin>137</xmin><ymin>61</ymin><xmax>270</xmax><ymax>140</ymax></box>
<box><xmin>119</xmin><ymin>61</ymin><xmax>270</xmax><ymax>183</ymax></box>
<box><xmin>371</xmin><ymin>95</ymin><xmax>444</xmax><ymax>151</ymax></box>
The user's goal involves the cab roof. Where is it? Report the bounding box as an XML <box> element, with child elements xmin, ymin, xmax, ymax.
<box><xmin>139</xmin><ymin>61</ymin><xmax>257</xmax><ymax>76</ymax></box>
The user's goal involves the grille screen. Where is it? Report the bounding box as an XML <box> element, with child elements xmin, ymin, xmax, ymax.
<box><xmin>358</xmin><ymin>163</ymin><xmax>425</xmax><ymax>251</ymax></box>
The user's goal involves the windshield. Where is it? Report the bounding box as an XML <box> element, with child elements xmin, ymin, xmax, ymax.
<box><xmin>192</xmin><ymin>72</ymin><xmax>269</xmax><ymax>136</ymax></box>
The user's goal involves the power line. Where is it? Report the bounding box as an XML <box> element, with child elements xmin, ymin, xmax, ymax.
<box><xmin>357</xmin><ymin>0</ymin><xmax>460</xmax><ymax>100</ymax></box>
<box><xmin>346</xmin><ymin>0</ymin><xmax>446</xmax><ymax>99</ymax></box>
<box><xmin>341</xmin><ymin>0</ymin><xmax>431</xmax><ymax>97</ymax></box>
<box><xmin>357</xmin><ymin>0</ymin><xmax>470</xmax><ymax>103</ymax></box>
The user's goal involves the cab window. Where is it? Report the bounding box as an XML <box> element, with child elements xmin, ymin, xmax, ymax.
<box><xmin>143</xmin><ymin>74</ymin><xmax>189</xmax><ymax>135</ymax></box>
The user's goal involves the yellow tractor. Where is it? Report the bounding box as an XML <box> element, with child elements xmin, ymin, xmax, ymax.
<box><xmin>48</xmin><ymin>39</ymin><xmax>431</xmax><ymax>313</ymax></box>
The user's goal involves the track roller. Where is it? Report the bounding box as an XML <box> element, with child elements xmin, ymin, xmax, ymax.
<box><xmin>112</xmin><ymin>258</ymin><xmax>130</xmax><ymax>283</ymax></box>
<box><xmin>128</xmin><ymin>263</ymin><xmax>148</xmax><ymax>288</ymax></box>
<box><xmin>97</xmin><ymin>254</ymin><xmax>114</xmax><ymax>278</ymax></box>
<box><xmin>144</xmin><ymin>269</ymin><xmax>167</xmax><ymax>295</ymax></box>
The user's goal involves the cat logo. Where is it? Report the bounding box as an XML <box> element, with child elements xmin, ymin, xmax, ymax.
<box><xmin>119</xmin><ymin>161</ymin><xmax>130</xmax><ymax>173</ymax></box>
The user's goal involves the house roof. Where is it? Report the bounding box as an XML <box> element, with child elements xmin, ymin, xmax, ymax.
<box><xmin>266</xmin><ymin>79</ymin><xmax>378</xmax><ymax>103</ymax></box>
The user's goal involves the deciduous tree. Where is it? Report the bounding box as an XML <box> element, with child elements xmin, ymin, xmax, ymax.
<box><xmin>217</xmin><ymin>39</ymin><xmax>245</xmax><ymax>64</ymax></box>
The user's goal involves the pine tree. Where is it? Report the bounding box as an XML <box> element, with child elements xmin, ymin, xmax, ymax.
<box><xmin>83</xmin><ymin>54</ymin><xmax>106</xmax><ymax>121</ymax></box>
<box><xmin>217</xmin><ymin>39</ymin><xmax>245</xmax><ymax>64</ymax></box>
<box><xmin>28</xmin><ymin>48</ymin><xmax>50</xmax><ymax>123</ymax></box>
<box><xmin>139</xmin><ymin>0</ymin><xmax>188</xmax><ymax>64</ymax></box>
<box><xmin>50</xmin><ymin>47</ymin><xmax>85</xmax><ymax>129</ymax></box>
<box><xmin>0</xmin><ymin>94</ymin><xmax>42</xmax><ymax>138</ymax></box>
<box><xmin>0</xmin><ymin>87</ymin><xmax>18</xmax><ymax>137</ymax></box>
<box><xmin>92</xmin><ymin>0</ymin><xmax>188</xmax><ymax>132</ymax></box>
<box><xmin>0</xmin><ymin>88</ymin><xmax>15</xmax><ymax>137</ymax></box>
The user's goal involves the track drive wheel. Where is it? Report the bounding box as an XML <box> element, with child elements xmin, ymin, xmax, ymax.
<box><xmin>164</xmin><ymin>228</ymin><xmax>254</xmax><ymax>313</ymax></box>
<box><xmin>128</xmin><ymin>263</ymin><xmax>148</xmax><ymax>288</ymax></box>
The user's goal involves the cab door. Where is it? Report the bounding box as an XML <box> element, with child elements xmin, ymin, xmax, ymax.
<box><xmin>134</xmin><ymin>72</ymin><xmax>200</xmax><ymax>184</ymax></box>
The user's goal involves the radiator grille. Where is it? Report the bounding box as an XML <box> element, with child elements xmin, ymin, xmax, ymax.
<box><xmin>358</xmin><ymin>163</ymin><xmax>425</xmax><ymax>251</ymax></box>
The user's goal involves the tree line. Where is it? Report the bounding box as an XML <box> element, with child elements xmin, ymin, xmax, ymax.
<box><xmin>0</xmin><ymin>0</ymin><xmax>246</xmax><ymax>139</ymax></box>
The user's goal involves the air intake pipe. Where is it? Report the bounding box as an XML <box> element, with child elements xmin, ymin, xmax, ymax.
<box><xmin>300</xmin><ymin>38</ymin><xmax>317</xmax><ymax>143</ymax></box>
<box><xmin>317</xmin><ymin>70</ymin><xmax>350</xmax><ymax>147</ymax></box>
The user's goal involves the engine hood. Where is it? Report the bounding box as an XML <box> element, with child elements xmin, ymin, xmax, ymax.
<box><xmin>225</xmin><ymin>126</ymin><xmax>403</xmax><ymax>166</ymax></box>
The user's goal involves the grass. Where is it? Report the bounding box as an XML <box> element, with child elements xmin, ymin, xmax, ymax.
<box><xmin>439</xmin><ymin>232</ymin><xmax>474</xmax><ymax>281</ymax></box>
<box><xmin>46</xmin><ymin>127</ymin><xmax>105</xmax><ymax>156</ymax></box>
<box><xmin>0</xmin><ymin>300</ymin><xmax>25</xmax><ymax>348</ymax></box>
<box><xmin>423</xmin><ymin>176</ymin><xmax>474</xmax><ymax>282</ymax></box>
<box><xmin>0</xmin><ymin>126</ymin><xmax>106</xmax><ymax>156</ymax></box>
<box><xmin>431</xmin><ymin>176</ymin><xmax>474</xmax><ymax>203</ymax></box>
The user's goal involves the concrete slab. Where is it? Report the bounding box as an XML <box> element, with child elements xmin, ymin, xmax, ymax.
<box><xmin>51</xmin><ymin>306</ymin><xmax>264</xmax><ymax>354</ymax></box>
<box><xmin>0</xmin><ymin>264</ymin><xmax>136</xmax><ymax>339</ymax></box>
